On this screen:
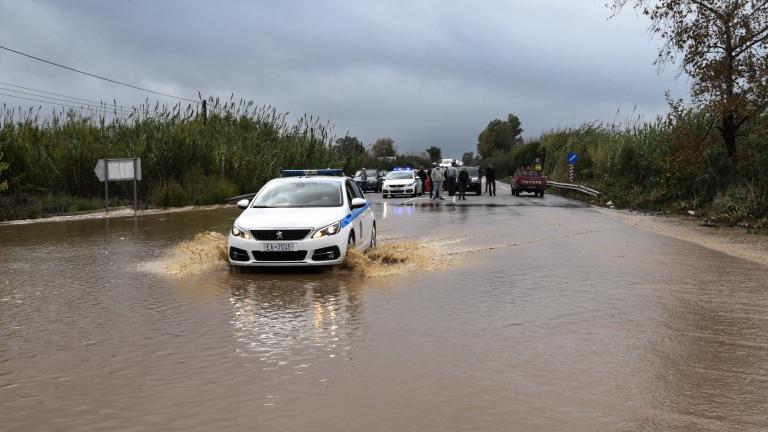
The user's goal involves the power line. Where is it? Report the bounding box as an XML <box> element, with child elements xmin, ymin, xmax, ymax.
<box><xmin>0</xmin><ymin>92</ymin><xmax>140</xmax><ymax>117</ymax></box>
<box><xmin>0</xmin><ymin>43</ymin><xmax>200</xmax><ymax>104</ymax></box>
<box><xmin>0</xmin><ymin>80</ymin><xmax>121</xmax><ymax>107</ymax></box>
<box><xmin>0</xmin><ymin>86</ymin><xmax>136</xmax><ymax>114</ymax></box>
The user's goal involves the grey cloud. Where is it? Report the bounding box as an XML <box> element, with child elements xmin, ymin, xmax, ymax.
<box><xmin>0</xmin><ymin>0</ymin><xmax>689</xmax><ymax>157</ymax></box>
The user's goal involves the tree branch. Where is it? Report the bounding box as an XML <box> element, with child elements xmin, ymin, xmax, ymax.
<box><xmin>733</xmin><ymin>24</ymin><xmax>768</xmax><ymax>56</ymax></box>
<box><xmin>690</xmin><ymin>0</ymin><xmax>725</xmax><ymax>19</ymax></box>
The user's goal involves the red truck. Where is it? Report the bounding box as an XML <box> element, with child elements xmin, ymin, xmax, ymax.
<box><xmin>511</xmin><ymin>168</ymin><xmax>547</xmax><ymax>197</ymax></box>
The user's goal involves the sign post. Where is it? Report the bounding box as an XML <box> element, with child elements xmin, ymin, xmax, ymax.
<box><xmin>94</xmin><ymin>158</ymin><xmax>142</xmax><ymax>214</ymax></box>
<box><xmin>567</xmin><ymin>152</ymin><xmax>579</xmax><ymax>183</ymax></box>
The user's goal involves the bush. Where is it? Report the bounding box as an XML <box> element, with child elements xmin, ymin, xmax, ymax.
<box><xmin>0</xmin><ymin>193</ymin><xmax>41</xmax><ymax>221</ymax></box>
<box><xmin>39</xmin><ymin>194</ymin><xmax>104</xmax><ymax>214</ymax></box>
<box><xmin>151</xmin><ymin>181</ymin><xmax>190</xmax><ymax>208</ymax></box>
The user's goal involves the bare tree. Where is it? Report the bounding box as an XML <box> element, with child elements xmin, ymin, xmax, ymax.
<box><xmin>611</xmin><ymin>0</ymin><xmax>768</xmax><ymax>158</ymax></box>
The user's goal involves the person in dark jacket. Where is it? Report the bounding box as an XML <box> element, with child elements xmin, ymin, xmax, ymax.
<box><xmin>457</xmin><ymin>166</ymin><xmax>469</xmax><ymax>200</ymax></box>
<box><xmin>486</xmin><ymin>164</ymin><xmax>496</xmax><ymax>196</ymax></box>
<box><xmin>417</xmin><ymin>168</ymin><xmax>427</xmax><ymax>195</ymax></box>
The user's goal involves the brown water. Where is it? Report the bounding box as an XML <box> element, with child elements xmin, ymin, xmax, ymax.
<box><xmin>1</xmin><ymin>191</ymin><xmax>767</xmax><ymax>431</ymax></box>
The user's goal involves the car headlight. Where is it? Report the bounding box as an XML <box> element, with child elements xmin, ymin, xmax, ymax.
<box><xmin>231</xmin><ymin>224</ymin><xmax>252</xmax><ymax>239</ymax></box>
<box><xmin>312</xmin><ymin>221</ymin><xmax>341</xmax><ymax>239</ymax></box>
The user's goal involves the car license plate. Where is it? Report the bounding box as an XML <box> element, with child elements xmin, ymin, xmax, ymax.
<box><xmin>263</xmin><ymin>243</ymin><xmax>295</xmax><ymax>252</ymax></box>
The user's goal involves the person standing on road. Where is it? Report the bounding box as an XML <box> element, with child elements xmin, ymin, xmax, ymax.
<box><xmin>430</xmin><ymin>163</ymin><xmax>445</xmax><ymax>200</ymax></box>
<box><xmin>458</xmin><ymin>166</ymin><xmax>469</xmax><ymax>200</ymax></box>
<box><xmin>446</xmin><ymin>163</ymin><xmax>457</xmax><ymax>196</ymax></box>
<box><xmin>417</xmin><ymin>167</ymin><xmax>427</xmax><ymax>196</ymax></box>
<box><xmin>486</xmin><ymin>164</ymin><xmax>496</xmax><ymax>196</ymax></box>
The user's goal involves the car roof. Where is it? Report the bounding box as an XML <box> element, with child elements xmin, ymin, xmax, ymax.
<box><xmin>270</xmin><ymin>176</ymin><xmax>346</xmax><ymax>184</ymax></box>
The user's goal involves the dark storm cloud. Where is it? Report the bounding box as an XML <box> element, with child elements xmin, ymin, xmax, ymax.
<box><xmin>0</xmin><ymin>0</ymin><xmax>688</xmax><ymax>157</ymax></box>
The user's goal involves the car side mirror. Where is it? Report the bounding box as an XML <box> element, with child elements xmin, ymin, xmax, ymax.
<box><xmin>350</xmin><ymin>198</ymin><xmax>367</xmax><ymax>209</ymax></box>
<box><xmin>236</xmin><ymin>199</ymin><xmax>250</xmax><ymax>209</ymax></box>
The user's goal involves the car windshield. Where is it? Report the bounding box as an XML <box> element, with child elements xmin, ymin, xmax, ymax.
<box><xmin>386</xmin><ymin>171</ymin><xmax>413</xmax><ymax>180</ymax></box>
<box><xmin>251</xmin><ymin>181</ymin><xmax>343</xmax><ymax>208</ymax></box>
<box><xmin>465</xmin><ymin>167</ymin><xmax>479</xmax><ymax>176</ymax></box>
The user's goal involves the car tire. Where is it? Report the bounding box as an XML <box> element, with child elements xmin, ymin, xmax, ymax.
<box><xmin>370</xmin><ymin>224</ymin><xmax>376</xmax><ymax>249</ymax></box>
<box><xmin>383</xmin><ymin>194</ymin><xmax>388</xmax><ymax>199</ymax></box>
<box><xmin>348</xmin><ymin>231</ymin><xmax>355</xmax><ymax>247</ymax></box>
<box><xmin>540</xmin><ymin>190</ymin><xmax>545</xmax><ymax>197</ymax></box>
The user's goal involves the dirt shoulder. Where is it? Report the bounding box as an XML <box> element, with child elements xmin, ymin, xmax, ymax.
<box><xmin>602</xmin><ymin>207</ymin><xmax>768</xmax><ymax>267</ymax></box>
<box><xmin>0</xmin><ymin>204</ymin><xmax>230</xmax><ymax>226</ymax></box>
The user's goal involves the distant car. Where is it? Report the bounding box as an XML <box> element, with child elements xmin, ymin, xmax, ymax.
<box><xmin>511</xmin><ymin>168</ymin><xmax>547</xmax><ymax>197</ymax></box>
<box><xmin>354</xmin><ymin>170</ymin><xmax>378</xmax><ymax>192</ymax></box>
<box><xmin>228</xmin><ymin>169</ymin><xmax>376</xmax><ymax>267</ymax></box>
<box><xmin>459</xmin><ymin>166</ymin><xmax>482</xmax><ymax>195</ymax></box>
<box><xmin>382</xmin><ymin>170</ymin><xmax>423</xmax><ymax>198</ymax></box>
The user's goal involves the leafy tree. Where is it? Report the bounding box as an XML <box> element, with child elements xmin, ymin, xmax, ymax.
<box><xmin>370</xmin><ymin>137</ymin><xmax>396</xmax><ymax>158</ymax></box>
<box><xmin>611</xmin><ymin>0</ymin><xmax>768</xmax><ymax>158</ymax></box>
<box><xmin>0</xmin><ymin>152</ymin><xmax>8</xmax><ymax>192</ymax></box>
<box><xmin>334</xmin><ymin>135</ymin><xmax>365</xmax><ymax>156</ymax></box>
<box><xmin>477</xmin><ymin>114</ymin><xmax>523</xmax><ymax>158</ymax></box>
<box><xmin>426</xmin><ymin>146</ymin><xmax>442</xmax><ymax>161</ymax></box>
<box><xmin>461</xmin><ymin>151</ymin><xmax>475</xmax><ymax>165</ymax></box>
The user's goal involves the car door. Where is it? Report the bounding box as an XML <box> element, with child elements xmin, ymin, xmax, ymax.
<box><xmin>348</xmin><ymin>180</ymin><xmax>373</xmax><ymax>248</ymax></box>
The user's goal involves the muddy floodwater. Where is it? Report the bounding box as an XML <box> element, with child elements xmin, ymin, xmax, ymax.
<box><xmin>2</xmin><ymin>189</ymin><xmax>767</xmax><ymax>431</ymax></box>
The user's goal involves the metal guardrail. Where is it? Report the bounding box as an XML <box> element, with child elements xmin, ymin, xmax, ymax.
<box><xmin>547</xmin><ymin>181</ymin><xmax>601</xmax><ymax>197</ymax></box>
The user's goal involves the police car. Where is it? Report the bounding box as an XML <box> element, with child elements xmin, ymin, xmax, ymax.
<box><xmin>228</xmin><ymin>169</ymin><xmax>376</xmax><ymax>267</ymax></box>
<box><xmin>381</xmin><ymin>169</ymin><xmax>423</xmax><ymax>198</ymax></box>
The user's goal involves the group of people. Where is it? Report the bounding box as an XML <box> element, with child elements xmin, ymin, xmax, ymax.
<box><xmin>415</xmin><ymin>163</ymin><xmax>496</xmax><ymax>201</ymax></box>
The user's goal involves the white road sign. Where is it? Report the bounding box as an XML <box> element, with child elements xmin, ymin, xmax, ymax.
<box><xmin>94</xmin><ymin>158</ymin><xmax>142</xmax><ymax>182</ymax></box>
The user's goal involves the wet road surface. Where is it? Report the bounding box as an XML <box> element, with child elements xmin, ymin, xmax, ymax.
<box><xmin>1</xmin><ymin>187</ymin><xmax>767</xmax><ymax>431</ymax></box>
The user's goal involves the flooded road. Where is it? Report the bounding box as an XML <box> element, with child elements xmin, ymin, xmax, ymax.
<box><xmin>2</xmin><ymin>190</ymin><xmax>767</xmax><ymax>431</ymax></box>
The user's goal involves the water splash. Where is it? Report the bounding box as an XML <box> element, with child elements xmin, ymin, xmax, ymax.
<box><xmin>146</xmin><ymin>232</ymin><xmax>454</xmax><ymax>278</ymax></box>
<box><xmin>339</xmin><ymin>242</ymin><xmax>449</xmax><ymax>277</ymax></box>
<box><xmin>144</xmin><ymin>231</ymin><xmax>229</xmax><ymax>277</ymax></box>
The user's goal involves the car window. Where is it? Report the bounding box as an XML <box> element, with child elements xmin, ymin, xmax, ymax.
<box><xmin>350</xmin><ymin>180</ymin><xmax>365</xmax><ymax>199</ymax></box>
<box><xmin>344</xmin><ymin>180</ymin><xmax>356</xmax><ymax>205</ymax></box>
<box><xmin>386</xmin><ymin>171</ymin><xmax>413</xmax><ymax>180</ymax></box>
<box><xmin>251</xmin><ymin>181</ymin><xmax>343</xmax><ymax>207</ymax></box>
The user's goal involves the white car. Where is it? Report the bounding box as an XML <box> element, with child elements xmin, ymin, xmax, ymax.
<box><xmin>381</xmin><ymin>170</ymin><xmax>423</xmax><ymax>198</ymax></box>
<box><xmin>228</xmin><ymin>170</ymin><xmax>376</xmax><ymax>267</ymax></box>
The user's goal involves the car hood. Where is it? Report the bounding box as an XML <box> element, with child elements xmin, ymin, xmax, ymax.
<box><xmin>236</xmin><ymin>207</ymin><xmax>345</xmax><ymax>230</ymax></box>
<box><xmin>384</xmin><ymin>179</ymin><xmax>415</xmax><ymax>186</ymax></box>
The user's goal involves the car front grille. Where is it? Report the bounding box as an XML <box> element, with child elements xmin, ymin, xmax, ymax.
<box><xmin>252</xmin><ymin>251</ymin><xmax>308</xmax><ymax>261</ymax></box>
<box><xmin>249</xmin><ymin>229</ymin><xmax>311</xmax><ymax>241</ymax></box>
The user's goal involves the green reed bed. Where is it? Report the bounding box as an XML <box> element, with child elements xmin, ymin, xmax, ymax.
<box><xmin>0</xmin><ymin>96</ymin><xmax>356</xmax><ymax>221</ymax></box>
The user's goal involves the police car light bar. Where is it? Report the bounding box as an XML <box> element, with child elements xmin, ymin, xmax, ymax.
<box><xmin>281</xmin><ymin>169</ymin><xmax>345</xmax><ymax>177</ymax></box>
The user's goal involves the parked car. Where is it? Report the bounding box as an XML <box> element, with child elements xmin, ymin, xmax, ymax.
<box><xmin>459</xmin><ymin>166</ymin><xmax>482</xmax><ymax>195</ymax></box>
<box><xmin>354</xmin><ymin>169</ymin><xmax>378</xmax><ymax>192</ymax></box>
<box><xmin>511</xmin><ymin>168</ymin><xmax>547</xmax><ymax>197</ymax></box>
<box><xmin>382</xmin><ymin>170</ymin><xmax>423</xmax><ymax>198</ymax></box>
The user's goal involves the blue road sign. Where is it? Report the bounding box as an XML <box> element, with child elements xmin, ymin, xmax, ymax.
<box><xmin>567</xmin><ymin>152</ymin><xmax>579</xmax><ymax>164</ymax></box>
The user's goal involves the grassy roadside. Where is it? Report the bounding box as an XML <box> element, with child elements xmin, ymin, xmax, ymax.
<box><xmin>486</xmin><ymin>109</ymin><xmax>768</xmax><ymax>230</ymax></box>
<box><xmin>0</xmin><ymin>97</ymin><xmax>363</xmax><ymax>222</ymax></box>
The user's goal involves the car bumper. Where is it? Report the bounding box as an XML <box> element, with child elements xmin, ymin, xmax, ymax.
<box><xmin>383</xmin><ymin>187</ymin><xmax>415</xmax><ymax>195</ymax></box>
<box><xmin>227</xmin><ymin>233</ymin><xmax>349</xmax><ymax>266</ymax></box>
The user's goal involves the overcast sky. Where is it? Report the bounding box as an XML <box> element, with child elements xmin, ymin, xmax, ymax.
<box><xmin>0</xmin><ymin>0</ymin><xmax>689</xmax><ymax>157</ymax></box>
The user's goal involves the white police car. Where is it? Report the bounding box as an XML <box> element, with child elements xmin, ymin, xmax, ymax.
<box><xmin>381</xmin><ymin>169</ymin><xmax>422</xmax><ymax>198</ymax></box>
<box><xmin>228</xmin><ymin>169</ymin><xmax>376</xmax><ymax>267</ymax></box>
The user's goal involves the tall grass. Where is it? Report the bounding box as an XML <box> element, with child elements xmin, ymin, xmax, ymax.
<box><xmin>0</xmin><ymin>96</ymin><xmax>356</xmax><ymax>219</ymax></box>
<box><xmin>485</xmin><ymin>109</ymin><xmax>768</xmax><ymax>225</ymax></box>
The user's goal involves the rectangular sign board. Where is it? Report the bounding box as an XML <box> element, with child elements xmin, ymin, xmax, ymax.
<box><xmin>94</xmin><ymin>158</ymin><xmax>142</xmax><ymax>182</ymax></box>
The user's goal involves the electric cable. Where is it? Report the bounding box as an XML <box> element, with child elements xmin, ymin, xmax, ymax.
<box><xmin>0</xmin><ymin>43</ymin><xmax>200</xmax><ymax>103</ymax></box>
